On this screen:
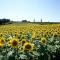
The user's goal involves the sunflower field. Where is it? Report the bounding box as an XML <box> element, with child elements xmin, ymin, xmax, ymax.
<box><xmin>0</xmin><ymin>23</ymin><xmax>60</xmax><ymax>60</ymax></box>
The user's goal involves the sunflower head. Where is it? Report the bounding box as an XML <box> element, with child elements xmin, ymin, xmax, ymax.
<box><xmin>21</xmin><ymin>39</ymin><xmax>27</xmax><ymax>46</ymax></box>
<box><xmin>53</xmin><ymin>32</ymin><xmax>58</xmax><ymax>37</ymax></box>
<box><xmin>40</xmin><ymin>37</ymin><xmax>47</xmax><ymax>45</ymax></box>
<box><xmin>23</xmin><ymin>42</ymin><xmax>33</xmax><ymax>51</ymax></box>
<box><xmin>0</xmin><ymin>43</ymin><xmax>4</xmax><ymax>48</ymax></box>
<box><xmin>0</xmin><ymin>38</ymin><xmax>5</xmax><ymax>44</ymax></box>
<box><xmin>8</xmin><ymin>40</ymin><xmax>12</xmax><ymax>46</ymax></box>
<box><xmin>31</xmin><ymin>31</ymin><xmax>36</xmax><ymax>39</ymax></box>
<box><xmin>0</xmin><ymin>33</ymin><xmax>3</xmax><ymax>37</ymax></box>
<box><xmin>10</xmin><ymin>38</ymin><xmax>19</xmax><ymax>48</ymax></box>
<box><xmin>15</xmin><ymin>31</ymin><xmax>18</xmax><ymax>35</ymax></box>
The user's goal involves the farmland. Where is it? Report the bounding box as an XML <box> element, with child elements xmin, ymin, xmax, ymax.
<box><xmin>0</xmin><ymin>23</ymin><xmax>60</xmax><ymax>60</ymax></box>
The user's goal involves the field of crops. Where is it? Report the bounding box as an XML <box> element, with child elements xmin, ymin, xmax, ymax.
<box><xmin>0</xmin><ymin>23</ymin><xmax>60</xmax><ymax>60</ymax></box>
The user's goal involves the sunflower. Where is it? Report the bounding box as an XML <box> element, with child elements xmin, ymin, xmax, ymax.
<box><xmin>53</xmin><ymin>32</ymin><xmax>58</xmax><ymax>37</ymax></box>
<box><xmin>0</xmin><ymin>43</ymin><xmax>4</xmax><ymax>48</ymax></box>
<box><xmin>8</xmin><ymin>40</ymin><xmax>12</xmax><ymax>46</ymax></box>
<box><xmin>40</xmin><ymin>37</ymin><xmax>47</xmax><ymax>45</ymax></box>
<box><xmin>10</xmin><ymin>38</ymin><xmax>19</xmax><ymax>48</ymax></box>
<box><xmin>31</xmin><ymin>31</ymin><xmax>36</xmax><ymax>39</ymax></box>
<box><xmin>23</xmin><ymin>42</ymin><xmax>33</xmax><ymax>51</ymax></box>
<box><xmin>0</xmin><ymin>38</ymin><xmax>5</xmax><ymax>48</ymax></box>
<box><xmin>15</xmin><ymin>31</ymin><xmax>18</xmax><ymax>36</ymax></box>
<box><xmin>0</xmin><ymin>38</ymin><xmax>5</xmax><ymax>44</ymax></box>
<box><xmin>0</xmin><ymin>33</ymin><xmax>3</xmax><ymax>37</ymax></box>
<box><xmin>21</xmin><ymin>39</ymin><xmax>27</xmax><ymax>46</ymax></box>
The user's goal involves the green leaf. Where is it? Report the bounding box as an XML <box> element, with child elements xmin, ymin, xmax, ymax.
<box><xmin>20</xmin><ymin>54</ymin><xmax>27</xmax><ymax>59</ymax></box>
<box><xmin>33</xmin><ymin>51</ymin><xmax>40</xmax><ymax>56</ymax></box>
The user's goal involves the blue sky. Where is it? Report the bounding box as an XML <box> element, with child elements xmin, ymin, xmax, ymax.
<box><xmin>0</xmin><ymin>0</ymin><xmax>60</xmax><ymax>22</ymax></box>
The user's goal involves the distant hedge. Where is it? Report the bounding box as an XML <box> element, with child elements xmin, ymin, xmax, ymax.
<box><xmin>0</xmin><ymin>19</ymin><xmax>10</xmax><ymax>25</ymax></box>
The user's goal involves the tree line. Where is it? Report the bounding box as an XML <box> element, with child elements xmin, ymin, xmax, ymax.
<box><xmin>0</xmin><ymin>18</ymin><xmax>10</xmax><ymax>25</ymax></box>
